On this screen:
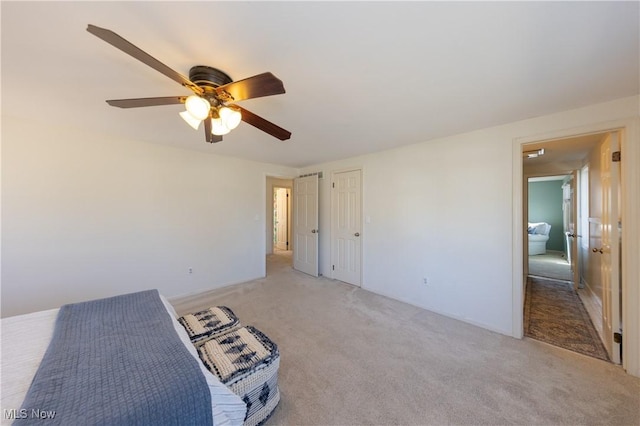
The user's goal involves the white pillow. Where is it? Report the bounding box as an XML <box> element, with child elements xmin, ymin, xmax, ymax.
<box><xmin>528</xmin><ymin>222</ymin><xmax>550</xmax><ymax>235</ymax></box>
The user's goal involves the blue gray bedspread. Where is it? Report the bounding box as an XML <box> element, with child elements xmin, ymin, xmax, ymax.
<box><xmin>16</xmin><ymin>290</ymin><xmax>213</xmax><ymax>425</ymax></box>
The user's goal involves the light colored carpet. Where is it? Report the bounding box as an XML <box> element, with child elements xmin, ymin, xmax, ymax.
<box><xmin>173</xmin><ymin>252</ymin><xmax>640</xmax><ymax>425</ymax></box>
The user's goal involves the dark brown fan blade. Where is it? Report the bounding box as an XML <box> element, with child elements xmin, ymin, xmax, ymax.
<box><xmin>216</xmin><ymin>72</ymin><xmax>285</xmax><ymax>102</ymax></box>
<box><xmin>204</xmin><ymin>117</ymin><xmax>212</xmax><ymax>142</ymax></box>
<box><xmin>236</xmin><ymin>106</ymin><xmax>291</xmax><ymax>141</ymax></box>
<box><xmin>87</xmin><ymin>24</ymin><xmax>202</xmax><ymax>95</ymax></box>
<box><xmin>106</xmin><ymin>96</ymin><xmax>187</xmax><ymax>108</ymax></box>
<box><xmin>203</xmin><ymin>118</ymin><xmax>223</xmax><ymax>143</ymax></box>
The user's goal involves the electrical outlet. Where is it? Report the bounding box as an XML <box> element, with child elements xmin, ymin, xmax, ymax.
<box><xmin>188</xmin><ymin>268</ymin><xmax>193</xmax><ymax>274</ymax></box>
<box><xmin>423</xmin><ymin>277</ymin><xmax>428</xmax><ymax>285</ymax></box>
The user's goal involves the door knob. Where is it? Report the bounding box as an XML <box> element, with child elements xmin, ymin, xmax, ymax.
<box><xmin>592</xmin><ymin>247</ymin><xmax>603</xmax><ymax>254</ymax></box>
<box><xmin>567</xmin><ymin>233</ymin><xmax>576</xmax><ymax>238</ymax></box>
<box><xmin>354</xmin><ymin>232</ymin><xmax>360</xmax><ymax>237</ymax></box>
<box><xmin>311</xmin><ymin>229</ymin><xmax>318</xmax><ymax>234</ymax></box>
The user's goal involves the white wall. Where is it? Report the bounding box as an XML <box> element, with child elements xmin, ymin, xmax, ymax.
<box><xmin>1</xmin><ymin>116</ymin><xmax>296</xmax><ymax>317</ymax></box>
<box><xmin>2</xmin><ymin>97</ymin><xmax>638</xmax><ymax>368</ymax></box>
<box><xmin>301</xmin><ymin>96</ymin><xmax>639</xmax><ymax>336</ymax></box>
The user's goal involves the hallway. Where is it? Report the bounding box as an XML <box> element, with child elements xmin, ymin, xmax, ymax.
<box><xmin>524</xmin><ymin>275</ymin><xmax>608</xmax><ymax>361</ymax></box>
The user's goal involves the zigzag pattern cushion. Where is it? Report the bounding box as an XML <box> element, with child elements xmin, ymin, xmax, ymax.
<box><xmin>198</xmin><ymin>326</ymin><xmax>280</xmax><ymax>426</ymax></box>
<box><xmin>178</xmin><ymin>306</ymin><xmax>240</xmax><ymax>345</ymax></box>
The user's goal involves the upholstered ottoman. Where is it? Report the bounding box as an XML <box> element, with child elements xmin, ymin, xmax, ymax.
<box><xmin>197</xmin><ymin>326</ymin><xmax>280</xmax><ymax>426</ymax></box>
<box><xmin>178</xmin><ymin>306</ymin><xmax>241</xmax><ymax>345</ymax></box>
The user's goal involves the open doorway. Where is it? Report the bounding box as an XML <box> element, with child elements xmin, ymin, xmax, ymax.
<box><xmin>522</xmin><ymin>132</ymin><xmax>620</xmax><ymax>363</ymax></box>
<box><xmin>266</xmin><ymin>176</ymin><xmax>294</xmax><ymax>272</ymax></box>
<box><xmin>527</xmin><ymin>175</ymin><xmax>573</xmax><ymax>283</ymax></box>
<box><xmin>273</xmin><ymin>187</ymin><xmax>291</xmax><ymax>252</ymax></box>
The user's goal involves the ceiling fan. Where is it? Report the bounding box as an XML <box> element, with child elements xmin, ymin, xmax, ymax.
<box><xmin>87</xmin><ymin>24</ymin><xmax>291</xmax><ymax>143</ymax></box>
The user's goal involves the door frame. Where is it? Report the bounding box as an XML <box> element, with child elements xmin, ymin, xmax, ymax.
<box><xmin>525</xmin><ymin>173</ymin><xmax>575</xmax><ymax>284</ymax></box>
<box><xmin>568</xmin><ymin>171</ymin><xmax>579</xmax><ymax>291</ymax></box>
<box><xmin>512</xmin><ymin>117</ymin><xmax>640</xmax><ymax>376</ymax></box>
<box><xmin>273</xmin><ymin>186</ymin><xmax>291</xmax><ymax>251</ymax></box>
<box><xmin>265</xmin><ymin>175</ymin><xmax>295</xmax><ymax>270</ymax></box>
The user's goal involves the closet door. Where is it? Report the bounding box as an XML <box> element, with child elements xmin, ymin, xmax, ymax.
<box><xmin>293</xmin><ymin>175</ymin><xmax>318</xmax><ymax>277</ymax></box>
<box><xmin>331</xmin><ymin>169</ymin><xmax>362</xmax><ymax>286</ymax></box>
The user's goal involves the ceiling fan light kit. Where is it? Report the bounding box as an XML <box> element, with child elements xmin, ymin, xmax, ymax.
<box><xmin>179</xmin><ymin>110</ymin><xmax>202</xmax><ymax>130</ymax></box>
<box><xmin>211</xmin><ymin>118</ymin><xmax>231</xmax><ymax>136</ymax></box>
<box><xmin>184</xmin><ymin>95</ymin><xmax>211</xmax><ymax>121</ymax></box>
<box><xmin>219</xmin><ymin>106</ymin><xmax>242</xmax><ymax>129</ymax></box>
<box><xmin>86</xmin><ymin>24</ymin><xmax>292</xmax><ymax>143</ymax></box>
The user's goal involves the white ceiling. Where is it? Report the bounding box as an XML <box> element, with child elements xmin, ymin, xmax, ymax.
<box><xmin>522</xmin><ymin>132</ymin><xmax>605</xmax><ymax>175</ymax></box>
<box><xmin>2</xmin><ymin>2</ymin><xmax>638</xmax><ymax>168</ymax></box>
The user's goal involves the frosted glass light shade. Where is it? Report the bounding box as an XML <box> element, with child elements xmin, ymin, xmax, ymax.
<box><xmin>184</xmin><ymin>95</ymin><xmax>210</xmax><ymax>120</ymax></box>
<box><xmin>179</xmin><ymin>111</ymin><xmax>202</xmax><ymax>130</ymax></box>
<box><xmin>211</xmin><ymin>117</ymin><xmax>231</xmax><ymax>135</ymax></box>
<box><xmin>219</xmin><ymin>107</ymin><xmax>242</xmax><ymax>130</ymax></box>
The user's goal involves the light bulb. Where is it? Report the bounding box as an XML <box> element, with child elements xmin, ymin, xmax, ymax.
<box><xmin>179</xmin><ymin>111</ymin><xmax>201</xmax><ymax>130</ymax></box>
<box><xmin>211</xmin><ymin>117</ymin><xmax>231</xmax><ymax>135</ymax></box>
<box><xmin>219</xmin><ymin>107</ymin><xmax>242</xmax><ymax>130</ymax></box>
<box><xmin>184</xmin><ymin>95</ymin><xmax>210</xmax><ymax>120</ymax></box>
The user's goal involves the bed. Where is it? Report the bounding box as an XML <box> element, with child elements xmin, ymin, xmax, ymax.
<box><xmin>0</xmin><ymin>290</ymin><xmax>247</xmax><ymax>425</ymax></box>
<box><xmin>528</xmin><ymin>222</ymin><xmax>552</xmax><ymax>255</ymax></box>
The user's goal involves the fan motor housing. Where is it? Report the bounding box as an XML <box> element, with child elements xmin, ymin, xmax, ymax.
<box><xmin>189</xmin><ymin>66</ymin><xmax>232</xmax><ymax>89</ymax></box>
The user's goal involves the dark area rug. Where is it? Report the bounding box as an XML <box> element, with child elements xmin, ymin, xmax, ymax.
<box><xmin>524</xmin><ymin>276</ymin><xmax>609</xmax><ymax>361</ymax></box>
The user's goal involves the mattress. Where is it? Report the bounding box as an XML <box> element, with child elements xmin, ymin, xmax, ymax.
<box><xmin>0</xmin><ymin>295</ymin><xmax>247</xmax><ymax>426</ymax></box>
<box><xmin>1</xmin><ymin>308</ymin><xmax>59</xmax><ymax>419</ymax></box>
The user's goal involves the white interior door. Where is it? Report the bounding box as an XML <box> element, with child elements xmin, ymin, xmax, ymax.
<box><xmin>293</xmin><ymin>175</ymin><xmax>318</xmax><ymax>277</ymax></box>
<box><xmin>600</xmin><ymin>132</ymin><xmax>621</xmax><ymax>364</ymax></box>
<box><xmin>275</xmin><ymin>188</ymin><xmax>289</xmax><ymax>251</ymax></box>
<box><xmin>568</xmin><ymin>172</ymin><xmax>579</xmax><ymax>290</ymax></box>
<box><xmin>331</xmin><ymin>170</ymin><xmax>362</xmax><ymax>286</ymax></box>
